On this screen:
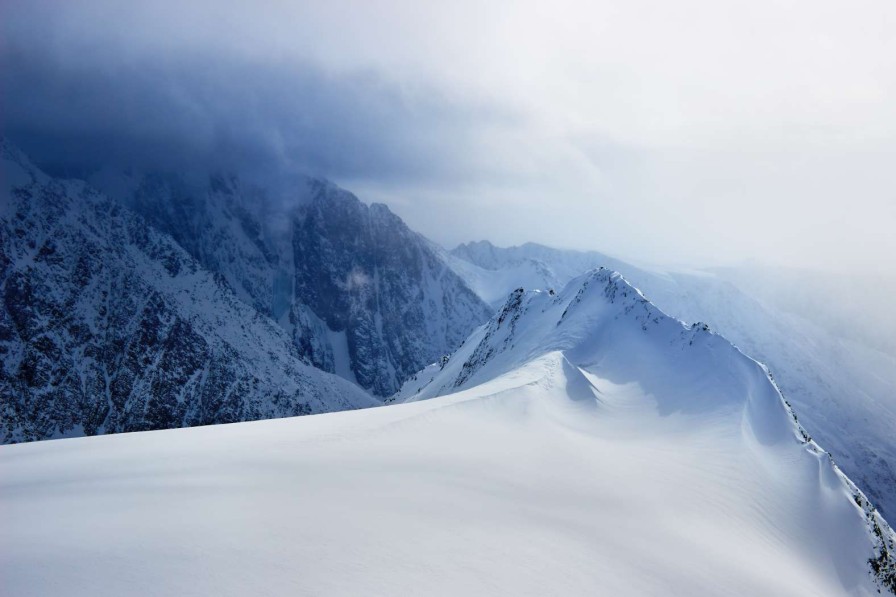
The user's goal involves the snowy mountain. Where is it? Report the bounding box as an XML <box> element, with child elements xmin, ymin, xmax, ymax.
<box><xmin>3</xmin><ymin>268</ymin><xmax>893</xmax><ymax>595</ymax></box>
<box><xmin>92</xmin><ymin>171</ymin><xmax>491</xmax><ymax>396</ymax></box>
<box><xmin>448</xmin><ymin>240</ymin><xmax>896</xmax><ymax>521</ymax></box>
<box><xmin>0</xmin><ymin>140</ymin><xmax>377</xmax><ymax>442</ymax></box>
<box><xmin>393</xmin><ymin>268</ymin><xmax>896</xmax><ymax>594</ymax></box>
<box><xmin>448</xmin><ymin>240</ymin><xmax>636</xmax><ymax>307</ymax></box>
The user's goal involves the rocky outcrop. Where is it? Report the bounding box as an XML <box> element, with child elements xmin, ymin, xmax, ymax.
<box><xmin>0</xmin><ymin>140</ymin><xmax>376</xmax><ymax>442</ymax></box>
<box><xmin>101</xmin><ymin>171</ymin><xmax>492</xmax><ymax>396</ymax></box>
<box><xmin>291</xmin><ymin>180</ymin><xmax>492</xmax><ymax>395</ymax></box>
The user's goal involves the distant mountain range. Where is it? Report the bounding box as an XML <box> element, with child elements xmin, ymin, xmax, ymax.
<box><xmin>2</xmin><ymin>137</ymin><xmax>895</xmax><ymax>528</ymax></box>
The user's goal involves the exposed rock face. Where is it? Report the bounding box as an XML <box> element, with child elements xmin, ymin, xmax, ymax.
<box><xmin>105</xmin><ymin>172</ymin><xmax>491</xmax><ymax>396</ymax></box>
<box><xmin>118</xmin><ymin>171</ymin><xmax>288</xmax><ymax>317</ymax></box>
<box><xmin>290</xmin><ymin>180</ymin><xmax>492</xmax><ymax>395</ymax></box>
<box><xmin>0</xmin><ymin>141</ymin><xmax>376</xmax><ymax>442</ymax></box>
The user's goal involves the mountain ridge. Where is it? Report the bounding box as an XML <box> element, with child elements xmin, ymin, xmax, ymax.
<box><xmin>0</xmin><ymin>138</ymin><xmax>378</xmax><ymax>442</ymax></box>
<box><xmin>90</xmin><ymin>167</ymin><xmax>491</xmax><ymax>396</ymax></box>
<box><xmin>396</xmin><ymin>267</ymin><xmax>896</xmax><ymax>592</ymax></box>
<box><xmin>447</xmin><ymin>239</ymin><xmax>896</xmax><ymax>521</ymax></box>
<box><xmin>3</xmin><ymin>264</ymin><xmax>892</xmax><ymax>594</ymax></box>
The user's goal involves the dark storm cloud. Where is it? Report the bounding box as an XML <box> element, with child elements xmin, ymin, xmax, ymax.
<box><xmin>2</xmin><ymin>0</ymin><xmax>894</xmax><ymax>273</ymax></box>
<box><xmin>0</xmin><ymin>35</ymin><xmax>495</xmax><ymax>182</ymax></box>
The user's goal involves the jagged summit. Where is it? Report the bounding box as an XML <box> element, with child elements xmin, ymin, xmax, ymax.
<box><xmin>0</xmin><ymin>140</ymin><xmax>378</xmax><ymax>441</ymax></box>
<box><xmin>394</xmin><ymin>267</ymin><xmax>896</xmax><ymax>592</ymax></box>
<box><xmin>448</xmin><ymin>238</ymin><xmax>896</xmax><ymax>523</ymax></box>
<box><xmin>400</xmin><ymin>267</ymin><xmax>806</xmax><ymax>448</ymax></box>
<box><xmin>398</xmin><ymin>268</ymin><xmax>708</xmax><ymax>398</ymax></box>
<box><xmin>1</xmin><ymin>139</ymin><xmax>491</xmax><ymax>442</ymax></box>
<box><xmin>88</xmin><ymin>164</ymin><xmax>491</xmax><ymax>397</ymax></box>
<box><xmin>3</xmin><ymin>139</ymin><xmax>894</xmax><ymax>593</ymax></box>
<box><xmin>3</xmin><ymin>258</ymin><xmax>892</xmax><ymax>594</ymax></box>
<box><xmin>451</xmin><ymin>239</ymin><xmax>510</xmax><ymax>269</ymax></box>
<box><xmin>401</xmin><ymin>267</ymin><xmax>815</xmax><ymax>444</ymax></box>
<box><xmin>287</xmin><ymin>177</ymin><xmax>492</xmax><ymax>395</ymax></box>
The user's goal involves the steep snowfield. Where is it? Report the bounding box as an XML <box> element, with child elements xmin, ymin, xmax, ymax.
<box><xmin>448</xmin><ymin>241</ymin><xmax>896</xmax><ymax>521</ymax></box>
<box><xmin>2</xmin><ymin>270</ymin><xmax>893</xmax><ymax>596</ymax></box>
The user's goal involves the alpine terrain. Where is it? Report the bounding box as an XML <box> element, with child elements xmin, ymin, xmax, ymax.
<box><xmin>448</xmin><ymin>240</ymin><xmax>896</xmax><ymax>520</ymax></box>
<box><xmin>2</xmin><ymin>269</ymin><xmax>893</xmax><ymax>595</ymax></box>
<box><xmin>0</xmin><ymin>140</ymin><xmax>491</xmax><ymax>441</ymax></box>
<box><xmin>2</xmin><ymin>2</ymin><xmax>893</xmax><ymax>595</ymax></box>
<box><xmin>91</xmin><ymin>168</ymin><xmax>491</xmax><ymax>397</ymax></box>
<box><xmin>0</xmin><ymin>140</ymin><xmax>378</xmax><ymax>441</ymax></box>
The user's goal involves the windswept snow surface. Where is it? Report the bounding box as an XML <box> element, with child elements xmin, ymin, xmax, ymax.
<box><xmin>2</xmin><ymin>270</ymin><xmax>894</xmax><ymax>596</ymax></box>
<box><xmin>448</xmin><ymin>241</ymin><xmax>896</xmax><ymax>521</ymax></box>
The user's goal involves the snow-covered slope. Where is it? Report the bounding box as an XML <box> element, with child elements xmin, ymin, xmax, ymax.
<box><xmin>0</xmin><ymin>140</ymin><xmax>377</xmax><ymax>442</ymax></box>
<box><xmin>396</xmin><ymin>268</ymin><xmax>895</xmax><ymax>592</ymax></box>
<box><xmin>93</xmin><ymin>171</ymin><xmax>491</xmax><ymax>396</ymax></box>
<box><xmin>2</xmin><ymin>269</ymin><xmax>893</xmax><ymax>596</ymax></box>
<box><xmin>449</xmin><ymin>241</ymin><xmax>896</xmax><ymax>521</ymax></box>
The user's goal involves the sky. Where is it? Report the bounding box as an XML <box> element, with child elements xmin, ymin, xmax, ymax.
<box><xmin>2</xmin><ymin>0</ymin><xmax>894</xmax><ymax>273</ymax></box>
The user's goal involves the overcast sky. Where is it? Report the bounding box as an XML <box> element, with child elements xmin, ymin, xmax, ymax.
<box><xmin>2</xmin><ymin>0</ymin><xmax>894</xmax><ymax>272</ymax></box>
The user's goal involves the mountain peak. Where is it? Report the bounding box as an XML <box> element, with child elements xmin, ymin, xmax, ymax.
<box><xmin>400</xmin><ymin>268</ymin><xmax>795</xmax><ymax>441</ymax></box>
<box><xmin>0</xmin><ymin>141</ymin><xmax>379</xmax><ymax>441</ymax></box>
<box><xmin>393</xmin><ymin>266</ymin><xmax>896</xmax><ymax>592</ymax></box>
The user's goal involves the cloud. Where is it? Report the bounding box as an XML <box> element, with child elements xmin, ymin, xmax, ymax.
<box><xmin>1</xmin><ymin>0</ymin><xmax>895</xmax><ymax>273</ymax></box>
<box><xmin>0</xmin><ymin>15</ymin><xmax>508</xmax><ymax>184</ymax></box>
<box><xmin>344</xmin><ymin>268</ymin><xmax>372</xmax><ymax>292</ymax></box>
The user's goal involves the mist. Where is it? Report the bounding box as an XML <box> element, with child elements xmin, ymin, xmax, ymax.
<box><xmin>2</xmin><ymin>0</ymin><xmax>894</xmax><ymax>275</ymax></box>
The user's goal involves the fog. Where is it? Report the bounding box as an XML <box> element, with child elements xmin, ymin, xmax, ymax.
<box><xmin>2</xmin><ymin>0</ymin><xmax>894</xmax><ymax>274</ymax></box>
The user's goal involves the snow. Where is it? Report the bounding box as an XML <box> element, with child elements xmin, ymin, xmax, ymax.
<box><xmin>2</xmin><ymin>270</ymin><xmax>892</xmax><ymax>596</ymax></box>
<box><xmin>448</xmin><ymin>241</ymin><xmax>896</xmax><ymax>521</ymax></box>
<box><xmin>0</xmin><ymin>141</ymin><xmax>380</xmax><ymax>441</ymax></box>
<box><xmin>326</xmin><ymin>327</ymin><xmax>358</xmax><ymax>385</ymax></box>
<box><xmin>446</xmin><ymin>252</ymin><xmax>558</xmax><ymax>307</ymax></box>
